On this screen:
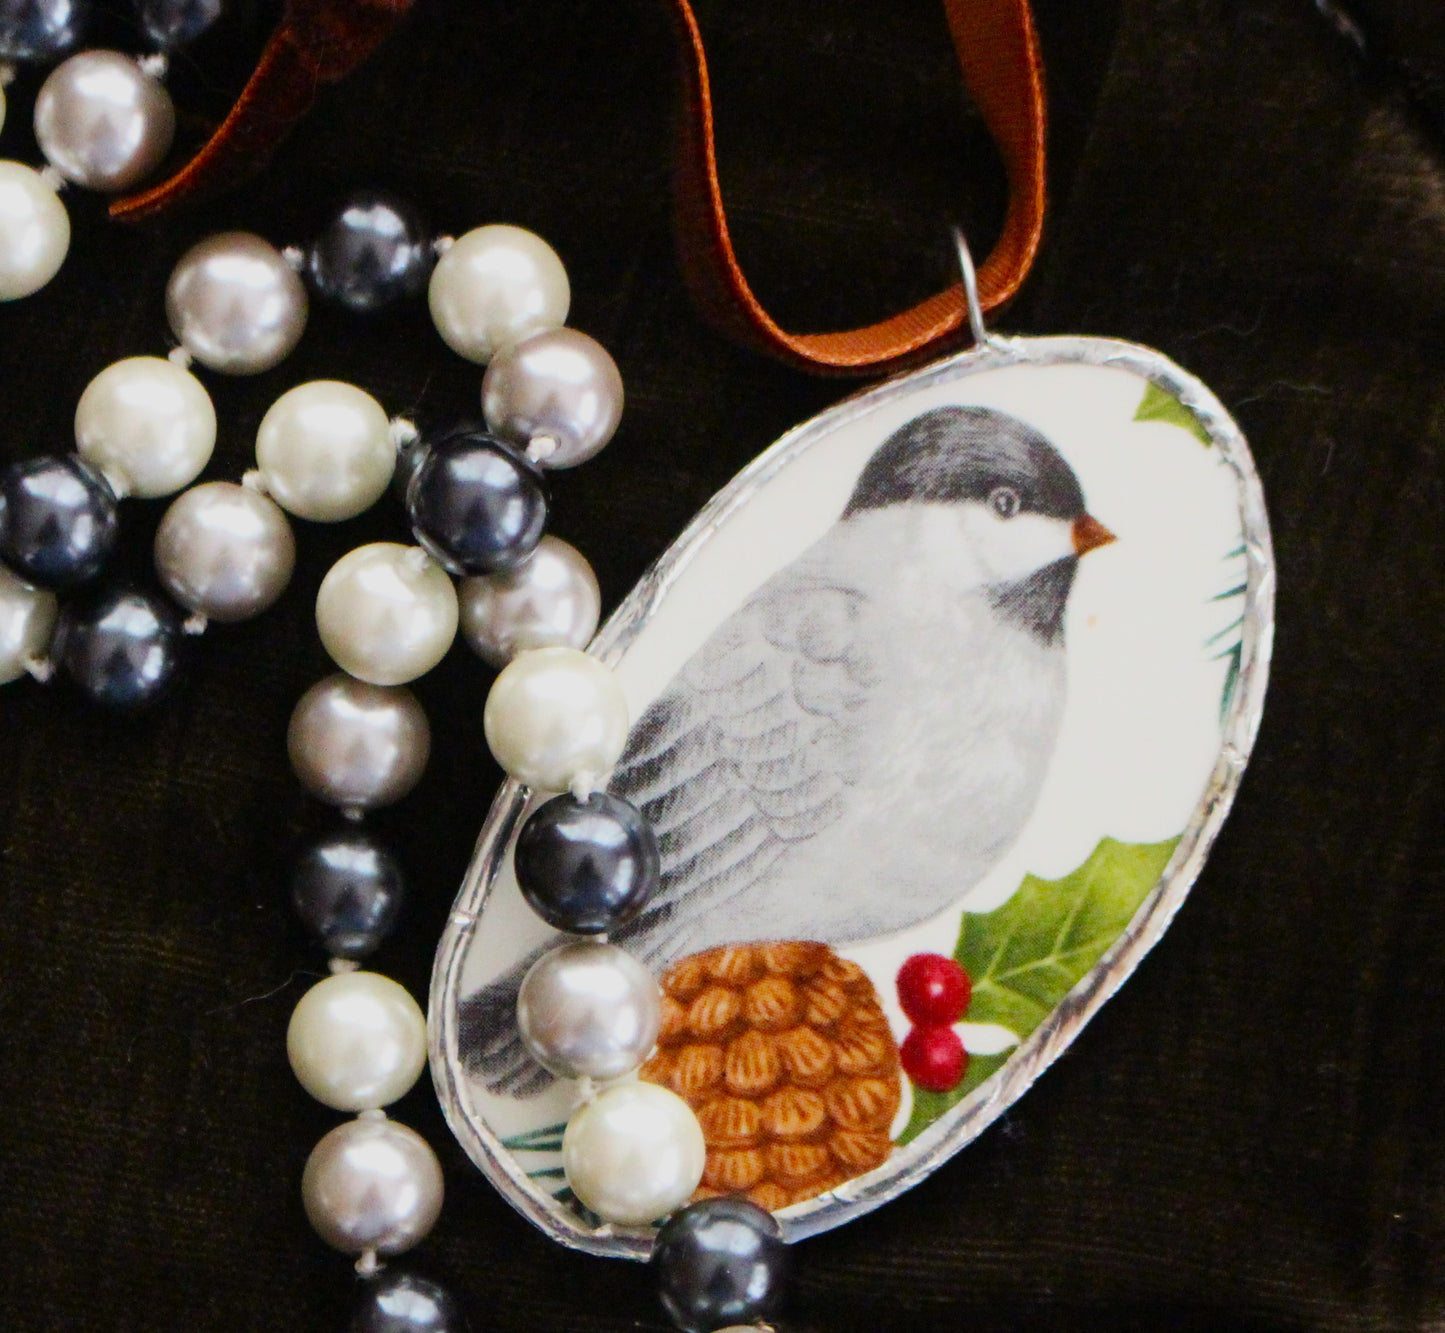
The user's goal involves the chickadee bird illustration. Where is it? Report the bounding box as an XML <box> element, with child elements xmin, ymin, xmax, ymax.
<box><xmin>461</xmin><ymin>405</ymin><xmax>1116</xmax><ymax>1095</ymax></box>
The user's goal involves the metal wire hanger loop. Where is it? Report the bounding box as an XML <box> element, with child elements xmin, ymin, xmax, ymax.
<box><xmin>953</xmin><ymin>227</ymin><xmax>1000</xmax><ymax>351</ymax></box>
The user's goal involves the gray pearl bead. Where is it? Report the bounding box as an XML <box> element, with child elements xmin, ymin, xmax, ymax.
<box><xmin>302</xmin><ymin>1115</ymin><xmax>444</xmax><ymax>1257</ymax></box>
<box><xmin>517</xmin><ymin>941</ymin><xmax>661</xmax><ymax>1082</ymax></box>
<box><xmin>481</xmin><ymin>327</ymin><xmax>623</xmax><ymax>469</ymax></box>
<box><xmin>166</xmin><ymin>232</ymin><xmax>309</xmax><ymax>375</ymax></box>
<box><xmin>33</xmin><ymin>51</ymin><xmax>175</xmax><ymax>193</ymax></box>
<box><xmin>288</xmin><ymin>673</ymin><xmax>430</xmax><ymax>811</ymax></box>
<box><xmin>154</xmin><ymin>481</ymin><xmax>296</xmax><ymax>623</ymax></box>
<box><xmin>458</xmin><ymin>534</ymin><xmax>600</xmax><ymax>669</ymax></box>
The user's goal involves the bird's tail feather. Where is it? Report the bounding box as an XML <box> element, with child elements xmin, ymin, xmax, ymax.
<box><xmin>456</xmin><ymin>950</ymin><xmax>556</xmax><ymax>1099</ymax></box>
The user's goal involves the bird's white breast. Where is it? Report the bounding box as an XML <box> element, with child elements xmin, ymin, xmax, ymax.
<box><xmin>688</xmin><ymin>506</ymin><xmax>1068</xmax><ymax>947</ymax></box>
<box><xmin>787</xmin><ymin>598</ymin><xmax>1063</xmax><ymax>939</ymax></box>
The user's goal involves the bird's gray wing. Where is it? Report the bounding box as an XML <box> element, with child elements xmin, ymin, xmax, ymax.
<box><xmin>459</xmin><ymin>563</ymin><xmax>879</xmax><ymax>1096</ymax></box>
<box><xmin>609</xmin><ymin>566</ymin><xmax>881</xmax><ymax>962</ymax></box>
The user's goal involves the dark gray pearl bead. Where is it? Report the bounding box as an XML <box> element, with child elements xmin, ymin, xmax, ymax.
<box><xmin>515</xmin><ymin>792</ymin><xmax>659</xmax><ymax>934</ymax></box>
<box><xmin>405</xmin><ymin>426</ymin><xmax>546</xmax><ymax>576</ymax></box>
<box><xmin>308</xmin><ymin>193</ymin><xmax>434</xmax><ymax>314</ymax></box>
<box><xmin>652</xmin><ymin>1197</ymin><xmax>789</xmax><ymax>1333</ymax></box>
<box><xmin>351</xmin><ymin>1270</ymin><xmax>467</xmax><ymax>1333</ymax></box>
<box><xmin>0</xmin><ymin>0</ymin><xmax>89</xmax><ymax>62</ymax></box>
<box><xmin>136</xmin><ymin>0</ymin><xmax>221</xmax><ymax>50</ymax></box>
<box><xmin>292</xmin><ymin>826</ymin><xmax>406</xmax><ymax>960</ymax></box>
<box><xmin>54</xmin><ymin>586</ymin><xmax>183</xmax><ymax>709</ymax></box>
<box><xmin>0</xmin><ymin>454</ymin><xmax>118</xmax><ymax>591</ymax></box>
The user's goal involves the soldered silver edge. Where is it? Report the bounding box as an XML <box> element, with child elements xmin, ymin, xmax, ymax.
<box><xmin>429</xmin><ymin>334</ymin><xmax>1275</xmax><ymax>1261</ymax></box>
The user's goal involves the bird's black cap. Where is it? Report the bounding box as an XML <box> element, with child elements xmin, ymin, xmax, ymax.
<box><xmin>844</xmin><ymin>405</ymin><xmax>1086</xmax><ymax>520</ymax></box>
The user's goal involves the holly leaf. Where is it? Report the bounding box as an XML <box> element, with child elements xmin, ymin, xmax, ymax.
<box><xmin>960</xmin><ymin>837</ymin><xmax>1181</xmax><ymax>1033</ymax></box>
<box><xmin>896</xmin><ymin>836</ymin><xmax>1180</xmax><ymax>1144</ymax></box>
<box><xmin>1134</xmin><ymin>381</ymin><xmax>1211</xmax><ymax>446</ymax></box>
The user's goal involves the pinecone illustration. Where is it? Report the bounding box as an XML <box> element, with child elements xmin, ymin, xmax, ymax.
<box><xmin>639</xmin><ymin>940</ymin><xmax>902</xmax><ymax>1211</ymax></box>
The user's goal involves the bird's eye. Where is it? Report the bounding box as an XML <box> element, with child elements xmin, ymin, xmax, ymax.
<box><xmin>989</xmin><ymin>487</ymin><xmax>1021</xmax><ymax>519</ymax></box>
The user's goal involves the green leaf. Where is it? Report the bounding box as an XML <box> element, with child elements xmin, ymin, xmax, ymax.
<box><xmin>501</xmin><ymin>1121</ymin><xmax>567</xmax><ymax>1153</ymax></box>
<box><xmin>897</xmin><ymin>836</ymin><xmax>1181</xmax><ymax>1144</ymax></box>
<box><xmin>1217</xmin><ymin>640</ymin><xmax>1242</xmax><ymax>723</ymax></box>
<box><xmin>1205</xmin><ymin>614</ymin><xmax>1245</xmax><ymax>647</ymax></box>
<box><xmin>1209</xmin><ymin>551</ymin><xmax>1248</xmax><ymax>722</ymax></box>
<box><xmin>1134</xmin><ymin>381</ymin><xmax>1211</xmax><ymax>446</ymax></box>
<box><xmin>960</xmin><ymin>837</ymin><xmax>1180</xmax><ymax>1033</ymax></box>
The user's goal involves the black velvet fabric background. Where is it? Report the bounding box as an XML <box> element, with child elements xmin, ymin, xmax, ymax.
<box><xmin>2</xmin><ymin>1</ymin><xmax>1444</xmax><ymax>1329</ymax></box>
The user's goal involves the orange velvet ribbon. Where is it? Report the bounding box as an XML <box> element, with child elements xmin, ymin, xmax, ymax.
<box><xmin>110</xmin><ymin>0</ymin><xmax>417</xmax><ymax>222</ymax></box>
<box><xmin>112</xmin><ymin>0</ymin><xmax>1047</xmax><ymax>377</ymax></box>
<box><xmin>665</xmin><ymin>0</ymin><xmax>1047</xmax><ymax>374</ymax></box>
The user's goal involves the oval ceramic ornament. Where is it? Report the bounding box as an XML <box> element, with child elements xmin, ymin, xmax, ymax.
<box><xmin>430</xmin><ymin>331</ymin><xmax>1273</xmax><ymax>1258</ymax></box>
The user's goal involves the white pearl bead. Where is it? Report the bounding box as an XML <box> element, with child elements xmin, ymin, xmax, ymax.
<box><xmin>74</xmin><ymin>356</ymin><xmax>216</xmax><ymax>499</ymax></box>
<box><xmin>0</xmin><ymin>566</ymin><xmax>58</xmax><ymax>685</ymax></box>
<box><xmin>483</xmin><ymin>646</ymin><xmax>629</xmax><ymax>792</ymax></box>
<box><xmin>255</xmin><ymin>380</ymin><xmax>395</xmax><ymax>522</ymax></box>
<box><xmin>0</xmin><ymin>161</ymin><xmax>70</xmax><ymax>301</ymax></box>
<box><xmin>428</xmin><ymin>224</ymin><xmax>569</xmax><ymax>364</ymax></box>
<box><xmin>563</xmin><ymin>1082</ymin><xmax>706</xmax><ymax>1227</ymax></box>
<box><xmin>286</xmin><ymin>972</ymin><xmax>427</xmax><ymax>1111</ymax></box>
<box><xmin>316</xmin><ymin>543</ymin><xmax>458</xmax><ymax>686</ymax></box>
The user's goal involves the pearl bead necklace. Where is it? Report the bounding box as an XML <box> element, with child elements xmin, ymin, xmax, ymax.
<box><xmin>0</xmin><ymin>169</ymin><xmax>802</xmax><ymax>1326</ymax></box>
<box><xmin>271</xmin><ymin>217</ymin><xmax>797</xmax><ymax>1323</ymax></box>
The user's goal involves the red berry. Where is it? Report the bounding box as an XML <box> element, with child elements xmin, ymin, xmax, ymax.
<box><xmin>896</xmin><ymin>953</ymin><xmax>971</xmax><ymax>1026</ymax></box>
<box><xmin>900</xmin><ymin>1025</ymin><xmax>967</xmax><ymax>1092</ymax></box>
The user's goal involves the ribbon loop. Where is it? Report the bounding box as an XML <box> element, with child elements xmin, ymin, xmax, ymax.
<box><xmin>667</xmin><ymin>0</ymin><xmax>1047</xmax><ymax>375</ymax></box>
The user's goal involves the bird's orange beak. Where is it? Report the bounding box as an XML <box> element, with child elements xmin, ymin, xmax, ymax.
<box><xmin>1072</xmin><ymin>513</ymin><xmax>1116</xmax><ymax>557</ymax></box>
